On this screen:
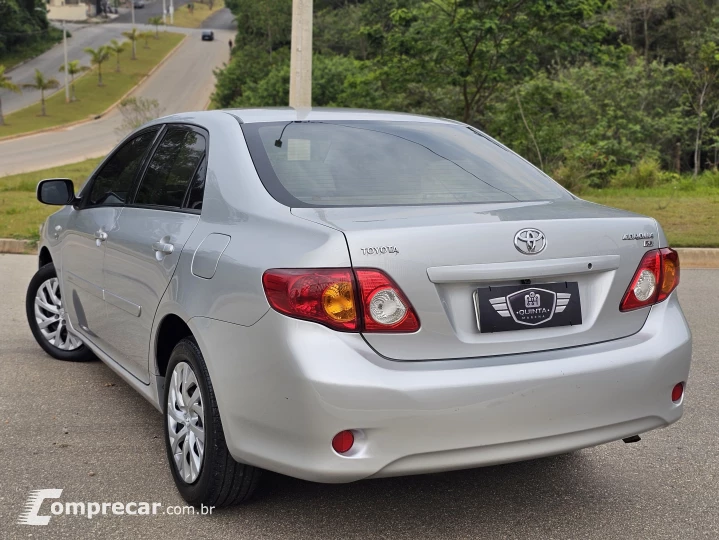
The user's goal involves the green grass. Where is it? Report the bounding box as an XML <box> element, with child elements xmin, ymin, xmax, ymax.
<box><xmin>171</xmin><ymin>0</ymin><xmax>225</xmax><ymax>28</ymax></box>
<box><xmin>583</xmin><ymin>184</ymin><xmax>719</xmax><ymax>248</ymax></box>
<box><xmin>1</xmin><ymin>160</ymin><xmax>718</xmax><ymax>246</ymax></box>
<box><xmin>0</xmin><ymin>158</ymin><xmax>101</xmax><ymax>240</ymax></box>
<box><xmin>0</xmin><ymin>32</ymin><xmax>184</xmax><ymax>139</ymax></box>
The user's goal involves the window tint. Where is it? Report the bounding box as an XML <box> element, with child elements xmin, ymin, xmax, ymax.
<box><xmin>242</xmin><ymin>121</ymin><xmax>571</xmax><ymax>207</ymax></box>
<box><xmin>87</xmin><ymin>129</ymin><xmax>158</xmax><ymax>207</ymax></box>
<box><xmin>185</xmin><ymin>156</ymin><xmax>207</xmax><ymax>211</ymax></box>
<box><xmin>134</xmin><ymin>127</ymin><xmax>206</xmax><ymax>208</ymax></box>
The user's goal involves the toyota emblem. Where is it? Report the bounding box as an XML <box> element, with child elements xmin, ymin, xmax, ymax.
<box><xmin>514</xmin><ymin>228</ymin><xmax>547</xmax><ymax>255</ymax></box>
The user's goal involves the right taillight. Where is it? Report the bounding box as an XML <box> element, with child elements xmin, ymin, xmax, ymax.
<box><xmin>262</xmin><ymin>268</ymin><xmax>420</xmax><ymax>333</ymax></box>
<box><xmin>354</xmin><ymin>268</ymin><xmax>420</xmax><ymax>333</ymax></box>
<box><xmin>620</xmin><ymin>248</ymin><xmax>680</xmax><ymax>312</ymax></box>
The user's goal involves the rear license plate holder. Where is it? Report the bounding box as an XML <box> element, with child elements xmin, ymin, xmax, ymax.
<box><xmin>474</xmin><ymin>282</ymin><xmax>582</xmax><ymax>333</ymax></box>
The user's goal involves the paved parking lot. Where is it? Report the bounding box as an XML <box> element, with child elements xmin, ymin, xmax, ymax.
<box><xmin>1</xmin><ymin>253</ymin><xmax>717</xmax><ymax>539</ymax></box>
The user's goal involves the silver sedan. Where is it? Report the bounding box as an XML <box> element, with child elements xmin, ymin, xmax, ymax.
<box><xmin>27</xmin><ymin>108</ymin><xmax>692</xmax><ymax>507</ymax></box>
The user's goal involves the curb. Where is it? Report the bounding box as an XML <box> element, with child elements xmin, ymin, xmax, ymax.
<box><xmin>0</xmin><ymin>239</ymin><xmax>33</xmax><ymax>254</ymax></box>
<box><xmin>675</xmin><ymin>248</ymin><xmax>719</xmax><ymax>269</ymax></box>
<box><xmin>0</xmin><ymin>33</ymin><xmax>188</xmax><ymax>144</ymax></box>
<box><xmin>1</xmin><ymin>239</ymin><xmax>718</xmax><ymax>267</ymax></box>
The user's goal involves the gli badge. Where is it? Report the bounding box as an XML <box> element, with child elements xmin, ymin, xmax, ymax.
<box><xmin>514</xmin><ymin>228</ymin><xmax>546</xmax><ymax>255</ymax></box>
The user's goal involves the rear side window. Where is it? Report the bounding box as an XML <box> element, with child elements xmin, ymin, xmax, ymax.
<box><xmin>86</xmin><ymin>128</ymin><xmax>159</xmax><ymax>207</ymax></box>
<box><xmin>134</xmin><ymin>127</ymin><xmax>206</xmax><ymax>209</ymax></box>
<box><xmin>242</xmin><ymin>121</ymin><xmax>571</xmax><ymax>207</ymax></box>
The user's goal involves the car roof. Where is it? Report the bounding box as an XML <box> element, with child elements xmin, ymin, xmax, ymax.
<box><xmin>158</xmin><ymin>108</ymin><xmax>460</xmax><ymax>126</ymax></box>
<box><xmin>225</xmin><ymin>108</ymin><xmax>458</xmax><ymax>125</ymax></box>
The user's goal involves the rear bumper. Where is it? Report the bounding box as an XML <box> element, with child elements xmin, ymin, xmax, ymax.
<box><xmin>191</xmin><ymin>294</ymin><xmax>691</xmax><ymax>483</ymax></box>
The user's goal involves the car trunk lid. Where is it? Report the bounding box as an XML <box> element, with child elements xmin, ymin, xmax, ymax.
<box><xmin>292</xmin><ymin>199</ymin><xmax>658</xmax><ymax>360</ymax></box>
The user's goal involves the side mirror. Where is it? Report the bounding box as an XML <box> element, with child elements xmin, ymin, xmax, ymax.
<box><xmin>37</xmin><ymin>179</ymin><xmax>76</xmax><ymax>206</ymax></box>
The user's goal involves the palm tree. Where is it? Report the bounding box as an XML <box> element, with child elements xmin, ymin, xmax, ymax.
<box><xmin>139</xmin><ymin>31</ymin><xmax>153</xmax><ymax>49</ymax></box>
<box><xmin>106</xmin><ymin>39</ymin><xmax>128</xmax><ymax>73</ymax></box>
<box><xmin>22</xmin><ymin>69</ymin><xmax>60</xmax><ymax>117</ymax></box>
<box><xmin>148</xmin><ymin>16</ymin><xmax>164</xmax><ymax>38</ymax></box>
<box><xmin>58</xmin><ymin>60</ymin><xmax>90</xmax><ymax>102</ymax></box>
<box><xmin>0</xmin><ymin>65</ymin><xmax>21</xmax><ymax>126</ymax></box>
<box><xmin>84</xmin><ymin>45</ymin><xmax>110</xmax><ymax>86</ymax></box>
<box><xmin>123</xmin><ymin>28</ymin><xmax>139</xmax><ymax>60</ymax></box>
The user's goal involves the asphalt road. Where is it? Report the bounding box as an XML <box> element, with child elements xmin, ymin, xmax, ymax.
<box><xmin>111</xmin><ymin>0</ymin><xmax>236</xmax><ymax>29</ymax></box>
<box><xmin>1</xmin><ymin>24</ymin><xmax>129</xmax><ymax>115</ymax></box>
<box><xmin>0</xmin><ymin>253</ymin><xmax>717</xmax><ymax>539</ymax></box>
<box><xmin>0</xmin><ymin>26</ymin><xmax>234</xmax><ymax>176</ymax></box>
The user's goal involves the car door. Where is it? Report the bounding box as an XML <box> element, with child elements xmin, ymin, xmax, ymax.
<box><xmin>101</xmin><ymin>125</ymin><xmax>207</xmax><ymax>382</ymax></box>
<box><xmin>61</xmin><ymin>128</ymin><xmax>160</xmax><ymax>345</ymax></box>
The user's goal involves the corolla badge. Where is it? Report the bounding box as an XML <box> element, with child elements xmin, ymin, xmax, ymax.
<box><xmin>514</xmin><ymin>228</ymin><xmax>546</xmax><ymax>255</ymax></box>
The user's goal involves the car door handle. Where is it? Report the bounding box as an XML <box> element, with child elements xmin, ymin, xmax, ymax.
<box><xmin>152</xmin><ymin>241</ymin><xmax>174</xmax><ymax>255</ymax></box>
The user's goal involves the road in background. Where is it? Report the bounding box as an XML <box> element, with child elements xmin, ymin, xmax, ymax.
<box><xmin>0</xmin><ymin>27</ymin><xmax>233</xmax><ymax>176</ymax></box>
<box><xmin>0</xmin><ymin>255</ymin><xmax>717</xmax><ymax>539</ymax></box>
<box><xmin>1</xmin><ymin>24</ymin><xmax>129</xmax><ymax>115</ymax></box>
<box><xmin>114</xmin><ymin>0</ymin><xmax>190</xmax><ymax>25</ymax></box>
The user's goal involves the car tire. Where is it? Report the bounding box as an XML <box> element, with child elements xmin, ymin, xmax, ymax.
<box><xmin>163</xmin><ymin>337</ymin><xmax>261</xmax><ymax>507</ymax></box>
<box><xmin>25</xmin><ymin>262</ymin><xmax>95</xmax><ymax>362</ymax></box>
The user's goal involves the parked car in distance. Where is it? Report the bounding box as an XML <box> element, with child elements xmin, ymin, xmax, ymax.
<box><xmin>201</xmin><ymin>30</ymin><xmax>214</xmax><ymax>41</ymax></box>
<box><xmin>27</xmin><ymin>108</ymin><xmax>692</xmax><ymax>508</ymax></box>
<box><xmin>133</xmin><ymin>0</ymin><xmax>144</xmax><ymax>8</ymax></box>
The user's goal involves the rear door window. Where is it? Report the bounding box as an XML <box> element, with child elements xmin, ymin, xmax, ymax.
<box><xmin>134</xmin><ymin>127</ymin><xmax>207</xmax><ymax>209</ymax></box>
<box><xmin>86</xmin><ymin>128</ymin><xmax>159</xmax><ymax>207</ymax></box>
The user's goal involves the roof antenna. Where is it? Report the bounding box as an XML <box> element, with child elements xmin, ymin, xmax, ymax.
<box><xmin>274</xmin><ymin>121</ymin><xmax>294</xmax><ymax>148</ymax></box>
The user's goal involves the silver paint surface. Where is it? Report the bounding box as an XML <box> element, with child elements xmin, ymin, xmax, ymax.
<box><xmin>36</xmin><ymin>108</ymin><xmax>692</xmax><ymax>483</ymax></box>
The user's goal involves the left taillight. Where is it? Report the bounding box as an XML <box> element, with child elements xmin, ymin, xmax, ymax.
<box><xmin>620</xmin><ymin>248</ymin><xmax>680</xmax><ymax>312</ymax></box>
<box><xmin>262</xmin><ymin>268</ymin><xmax>420</xmax><ymax>333</ymax></box>
<box><xmin>262</xmin><ymin>268</ymin><xmax>358</xmax><ymax>331</ymax></box>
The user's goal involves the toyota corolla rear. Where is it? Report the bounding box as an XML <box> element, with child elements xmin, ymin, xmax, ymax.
<box><xmin>206</xmin><ymin>116</ymin><xmax>692</xmax><ymax>482</ymax></box>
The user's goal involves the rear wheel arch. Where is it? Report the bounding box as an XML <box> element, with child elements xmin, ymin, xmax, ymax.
<box><xmin>155</xmin><ymin>314</ymin><xmax>193</xmax><ymax>377</ymax></box>
<box><xmin>39</xmin><ymin>247</ymin><xmax>52</xmax><ymax>269</ymax></box>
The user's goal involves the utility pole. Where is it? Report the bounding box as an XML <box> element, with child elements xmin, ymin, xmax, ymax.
<box><xmin>162</xmin><ymin>0</ymin><xmax>166</xmax><ymax>24</ymax></box>
<box><xmin>289</xmin><ymin>0</ymin><xmax>312</xmax><ymax>108</ymax></box>
<box><xmin>170</xmin><ymin>0</ymin><xmax>174</xmax><ymax>25</ymax></box>
<box><xmin>131</xmin><ymin>0</ymin><xmax>136</xmax><ymax>59</ymax></box>
<box><xmin>62</xmin><ymin>20</ymin><xmax>69</xmax><ymax>103</ymax></box>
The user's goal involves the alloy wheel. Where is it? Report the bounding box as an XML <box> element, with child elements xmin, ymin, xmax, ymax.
<box><xmin>167</xmin><ymin>361</ymin><xmax>206</xmax><ymax>484</ymax></box>
<box><xmin>34</xmin><ymin>277</ymin><xmax>82</xmax><ymax>351</ymax></box>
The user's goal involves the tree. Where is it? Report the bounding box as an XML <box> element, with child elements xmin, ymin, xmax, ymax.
<box><xmin>139</xmin><ymin>31</ymin><xmax>153</xmax><ymax>49</ymax></box>
<box><xmin>115</xmin><ymin>97</ymin><xmax>163</xmax><ymax>137</ymax></box>
<box><xmin>22</xmin><ymin>69</ymin><xmax>60</xmax><ymax>117</ymax></box>
<box><xmin>148</xmin><ymin>16</ymin><xmax>164</xmax><ymax>38</ymax></box>
<box><xmin>0</xmin><ymin>65</ymin><xmax>21</xmax><ymax>126</ymax></box>
<box><xmin>107</xmin><ymin>39</ymin><xmax>128</xmax><ymax>72</ymax></box>
<box><xmin>366</xmin><ymin>1</ymin><xmax>612</xmax><ymax>124</ymax></box>
<box><xmin>607</xmin><ymin>0</ymin><xmax>670</xmax><ymax>67</ymax></box>
<box><xmin>84</xmin><ymin>45</ymin><xmax>111</xmax><ymax>86</ymax></box>
<box><xmin>58</xmin><ymin>60</ymin><xmax>90</xmax><ymax>101</ymax></box>
<box><xmin>677</xmin><ymin>35</ymin><xmax>719</xmax><ymax>176</ymax></box>
<box><xmin>123</xmin><ymin>28</ymin><xmax>139</xmax><ymax>60</ymax></box>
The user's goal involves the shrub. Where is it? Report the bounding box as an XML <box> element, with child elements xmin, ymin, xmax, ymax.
<box><xmin>551</xmin><ymin>161</ymin><xmax>592</xmax><ymax>194</ymax></box>
<box><xmin>610</xmin><ymin>158</ymin><xmax>668</xmax><ymax>188</ymax></box>
<box><xmin>677</xmin><ymin>178</ymin><xmax>698</xmax><ymax>192</ymax></box>
<box><xmin>699</xmin><ymin>170</ymin><xmax>719</xmax><ymax>188</ymax></box>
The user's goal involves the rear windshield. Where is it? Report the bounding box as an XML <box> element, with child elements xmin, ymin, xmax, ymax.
<box><xmin>242</xmin><ymin>120</ymin><xmax>571</xmax><ymax>207</ymax></box>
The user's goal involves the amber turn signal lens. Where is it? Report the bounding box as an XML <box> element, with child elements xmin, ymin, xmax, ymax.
<box><xmin>662</xmin><ymin>258</ymin><xmax>678</xmax><ymax>293</ymax></box>
<box><xmin>322</xmin><ymin>281</ymin><xmax>356</xmax><ymax>322</ymax></box>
